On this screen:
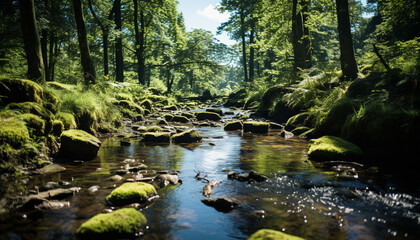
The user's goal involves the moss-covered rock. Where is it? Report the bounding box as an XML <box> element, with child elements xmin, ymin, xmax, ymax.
<box><xmin>140</xmin><ymin>99</ymin><xmax>153</xmax><ymax>112</ymax></box>
<box><xmin>0</xmin><ymin>116</ymin><xmax>30</xmax><ymax>147</ymax></box>
<box><xmin>114</xmin><ymin>100</ymin><xmax>144</xmax><ymax>115</ymax></box>
<box><xmin>134</xmin><ymin>114</ymin><xmax>144</xmax><ymax>121</ymax></box>
<box><xmin>196</xmin><ymin>111</ymin><xmax>221</xmax><ymax>121</ymax></box>
<box><xmin>223</xmin><ymin>121</ymin><xmax>243</xmax><ymax>131</ymax></box>
<box><xmin>243</xmin><ymin>121</ymin><xmax>270</xmax><ymax>133</ymax></box>
<box><xmin>172</xmin><ymin>129</ymin><xmax>202</xmax><ymax>143</ymax></box>
<box><xmin>6</xmin><ymin>102</ymin><xmax>54</xmax><ymax>122</ymax></box>
<box><xmin>106</xmin><ymin>182</ymin><xmax>157</xmax><ymax>206</ymax></box>
<box><xmin>181</xmin><ymin>112</ymin><xmax>195</xmax><ymax>119</ymax></box>
<box><xmin>248</xmin><ymin>229</ymin><xmax>305</xmax><ymax>240</ymax></box>
<box><xmin>285</xmin><ymin>112</ymin><xmax>314</xmax><ymax>131</ymax></box>
<box><xmin>156</xmin><ymin>119</ymin><xmax>168</xmax><ymax>125</ymax></box>
<box><xmin>308</xmin><ymin>136</ymin><xmax>363</xmax><ymax>161</ymax></box>
<box><xmin>0</xmin><ymin>78</ymin><xmax>44</xmax><ymax>106</ymax></box>
<box><xmin>206</xmin><ymin>108</ymin><xmax>223</xmax><ymax>115</ymax></box>
<box><xmin>164</xmin><ymin>114</ymin><xmax>174</xmax><ymax>121</ymax></box>
<box><xmin>146</xmin><ymin>126</ymin><xmax>163</xmax><ymax>132</ymax></box>
<box><xmin>142</xmin><ymin>132</ymin><xmax>171</xmax><ymax>143</ymax></box>
<box><xmin>225</xmin><ymin>88</ymin><xmax>247</xmax><ymax>107</ymax></box>
<box><xmin>163</xmin><ymin>105</ymin><xmax>178</xmax><ymax>111</ymax></box>
<box><xmin>20</xmin><ymin>113</ymin><xmax>45</xmax><ymax>136</ymax></box>
<box><xmin>52</xmin><ymin>120</ymin><xmax>64</xmax><ymax>136</ymax></box>
<box><xmin>291</xmin><ymin>126</ymin><xmax>311</xmax><ymax>136</ymax></box>
<box><xmin>59</xmin><ymin>129</ymin><xmax>101</xmax><ymax>160</ymax></box>
<box><xmin>171</xmin><ymin>115</ymin><xmax>189</xmax><ymax>123</ymax></box>
<box><xmin>76</xmin><ymin>208</ymin><xmax>147</xmax><ymax>239</ymax></box>
<box><xmin>55</xmin><ymin>112</ymin><xmax>77</xmax><ymax>130</ymax></box>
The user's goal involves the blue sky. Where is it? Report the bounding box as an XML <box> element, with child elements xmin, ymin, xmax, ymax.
<box><xmin>177</xmin><ymin>0</ymin><xmax>370</xmax><ymax>46</ymax></box>
<box><xmin>177</xmin><ymin>0</ymin><xmax>237</xmax><ymax>46</ymax></box>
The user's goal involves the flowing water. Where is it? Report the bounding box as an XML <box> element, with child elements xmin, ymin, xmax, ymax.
<box><xmin>0</xmin><ymin>108</ymin><xmax>419</xmax><ymax>240</ymax></box>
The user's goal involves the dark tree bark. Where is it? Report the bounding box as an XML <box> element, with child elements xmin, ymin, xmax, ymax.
<box><xmin>240</xmin><ymin>11</ymin><xmax>249</xmax><ymax>82</ymax></box>
<box><xmin>301</xmin><ymin>0</ymin><xmax>312</xmax><ymax>68</ymax></box>
<box><xmin>134</xmin><ymin>0</ymin><xmax>146</xmax><ymax>85</ymax></box>
<box><xmin>73</xmin><ymin>0</ymin><xmax>97</xmax><ymax>85</ymax></box>
<box><xmin>292</xmin><ymin>0</ymin><xmax>312</xmax><ymax>72</ymax></box>
<box><xmin>18</xmin><ymin>0</ymin><xmax>45</xmax><ymax>83</ymax></box>
<box><xmin>115</xmin><ymin>0</ymin><xmax>124</xmax><ymax>82</ymax></box>
<box><xmin>336</xmin><ymin>0</ymin><xmax>358</xmax><ymax>80</ymax></box>
<box><xmin>248</xmin><ymin>26</ymin><xmax>255</xmax><ymax>82</ymax></box>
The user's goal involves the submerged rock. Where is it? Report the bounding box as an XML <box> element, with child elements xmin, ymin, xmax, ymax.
<box><xmin>248</xmin><ymin>229</ymin><xmax>306</xmax><ymax>240</ymax></box>
<box><xmin>76</xmin><ymin>208</ymin><xmax>147</xmax><ymax>239</ymax></box>
<box><xmin>243</xmin><ymin>121</ymin><xmax>270</xmax><ymax>133</ymax></box>
<box><xmin>19</xmin><ymin>187</ymin><xmax>80</xmax><ymax>211</ymax></box>
<box><xmin>106</xmin><ymin>182</ymin><xmax>158</xmax><ymax>206</ymax></box>
<box><xmin>201</xmin><ymin>197</ymin><xmax>239</xmax><ymax>212</ymax></box>
<box><xmin>59</xmin><ymin>129</ymin><xmax>101</xmax><ymax>160</ymax></box>
<box><xmin>35</xmin><ymin>164</ymin><xmax>66</xmax><ymax>175</ymax></box>
<box><xmin>308</xmin><ymin>136</ymin><xmax>363</xmax><ymax>162</ymax></box>
<box><xmin>228</xmin><ymin>170</ymin><xmax>269</xmax><ymax>183</ymax></box>
<box><xmin>171</xmin><ymin>129</ymin><xmax>202</xmax><ymax>143</ymax></box>
<box><xmin>154</xmin><ymin>174</ymin><xmax>180</xmax><ymax>188</ymax></box>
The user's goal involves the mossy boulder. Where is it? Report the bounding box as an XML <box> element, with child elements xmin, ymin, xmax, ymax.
<box><xmin>225</xmin><ymin>88</ymin><xmax>247</xmax><ymax>107</ymax></box>
<box><xmin>164</xmin><ymin>114</ymin><xmax>174</xmax><ymax>121</ymax></box>
<box><xmin>146</xmin><ymin>126</ymin><xmax>163</xmax><ymax>132</ymax></box>
<box><xmin>291</xmin><ymin>126</ymin><xmax>311</xmax><ymax>136</ymax></box>
<box><xmin>76</xmin><ymin>208</ymin><xmax>147</xmax><ymax>239</ymax></box>
<box><xmin>171</xmin><ymin>115</ymin><xmax>189</xmax><ymax>123</ymax></box>
<box><xmin>248</xmin><ymin>229</ymin><xmax>305</xmax><ymax>240</ymax></box>
<box><xmin>223</xmin><ymin>121</ymin><xmax>243</xmax><ymax>131</ymax></box>
<box><xmin>142</xmin><ymin>132</ymin><xmax>171</xmax><ymax>143</ymax></box>
<box><xmin>114</xmin><ymin>100</ymin><xmax>144</xmax><ymax>115</ymax></box>
<box><xmin>196</xmin><ymin>111</ymin><xmax>221</xmax><ymax>121</ymax></box>
<box><xmin>59</xmin><ymin>129</ymin><xmax>101</xmax><ymax>160</ymax></box>
<box><xmin>106</xmin><ymin>182</ymin><xmax>157</xmax><ymax>206</ymax></box>
<box><xmin>243</xmin><ymin>121</ymin><xmax>270</xmax><ymax>133</ymax></box>
<box><xmin>52</xmin><ymin>120</ymin><xmax>64</xmax><ymax>136</ymax></box>
<box><xmin>0</xmin><ymin>116</ymin><xmax>30</xmax><ymax>147</ymax></box>
<box><xmin>163</xmin><ymin>105</ymin><xmax>178</xmax><ymax>111</ymax></box>
<box><xmin>0</xmin><ymin>78</ymin><xmax>44</xmax><ymax>106</ymax></box>
<box><xmin>181</xmin><ymin>112</ymin><xmax>195</xmax><ymax>119</ymax></box>
<box><xmin>20</xmin><ymin>113</ymin><xmax>45</xmax><ymax>136</ymax></box>
<box><xmin>6</xmin><ymin>102</ymin><xmax>54</xmax><ymax>122</ymax></box>
<box><xmin>285</xmin><ymin>112</ymin><xmax>314</xmax><ymax>131</ymax></box>
<box><xmin>308</xmin><ymin>136</ymin><xmax>363</xmax><ymax>161</ymax></box>
<box><xmin>206</xmin><ymin>108</ymin><xmax>223</xmax><ymax>115</ymax></box>
<box><xmin>172</xmin><ymin>129</ymin><xmax>202</xmax><ymax>143</ymax></box>
<box><xmin>55</xmin><ymin>112</ymin><xmax>77</xmax><ymax>130</ymax></box>
<box><xmin>140</xmin><ymin>99</ymin><xmax>153</xmax><ymax>112</ymax></box>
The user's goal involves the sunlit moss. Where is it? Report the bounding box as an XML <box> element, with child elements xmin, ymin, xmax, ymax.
<box><xmin>106</xmin><ymin>182</ymin><xmax>157</xmax><ymax>206</ymax></box>
<box><xmin>308</xmin><ymin>135</ymin><xmax>363</xmax><ymax>161</ymax></box>
<box><xmin>223</xmin><ymin>121</ymin><xmax>243</xmax><ymax>131</ymax></box>
<box><xmin>0</xmin><ymin>116</ymin><xmax>30</xmax><ymax>147</ymax></box>
<box><xmin>172</xmin><ymin>129</ymin><xmax>202</xmax><ymax>143</ymax></box>
<box><xmin>243</xmin><ymin>121</ymin><xmax>270</xmax><ymax>133</ymax></box>
<box><xmin>20</xmin><ymin>113</ymin><xmax>45</xmax><ymax>136</ymax></box>
<box><xmin>55</xmin><ymin>112</ymin><xmax>77</xmax><ymax>130</ymax></box>
<box><xmin>142</xmin><ymin>132</ymin><xmax>171</xmax><ymax>143</ymax></box>
<box><xmin>196</xmin><ymin>111</ymin><xmax>221</xmax><ymax>121</ymax></box>
<box><xmin>248</xmin><ymin>229</ymin><xmax>306</xmax><ymax>240</ymax></box>
<box><xmin>0</xmin><ymin>78</ymin><xmax>44</xmax><ymax>105</ymax></box>
<box><xmin>76</xmin><ymin>208</ymin><xmax>147</xmax><ymax>239</ymax></box>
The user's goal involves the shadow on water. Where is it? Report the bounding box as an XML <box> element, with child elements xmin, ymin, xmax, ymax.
<box><xmin>0</xmin><ymin>125</ymin><xmax>419</xmax><ymax>240</ymax></box>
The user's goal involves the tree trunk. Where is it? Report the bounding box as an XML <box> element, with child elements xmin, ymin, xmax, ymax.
<box><xmin>115</xmin><ymin>0</ymin><xmax>124</xmax><ymax>82</ymax></box>
<box><xmin>249</xmin><ymin>27</ymin><xmax>255</xmax><ymax>82</ymax></box>
<box><xmin>292</xmin><ymin>0</ymin><xmax>305</xmax><ymax>71</ymax></box>
<box><xmin>240</xmin><ymin>11</ymin><xmax>248</xmax><ymax>82</ymax></box>
<box><xmin>73</xmin><ymin>0</ymin><xmax>96</xmax><ymax>85</ymax></box>
<box><xmin>134</xmin><ymin>0</ymin><xmax>146</xmax><ymax>85</ymax></box>
<box><xmin>18</xmin><ymin>0</ymin><xmax>45</xmax><ymax>83</ymax></box>
<box><xmin>41</xmin><ymin>29</ymin><xmax>49</xmax><ymax>81</ymax></box>
<box><xmin>336</xmin><ymin>0</ymin><xmax>358</xmax><ymax>80</ymax></box>
<box><xmin>301</xmin><ymin>0</ymin><xmax>312</xmax><ymax>68</ymax></box>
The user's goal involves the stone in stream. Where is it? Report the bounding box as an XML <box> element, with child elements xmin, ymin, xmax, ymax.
<box><xmin>59</xmin><ymin>129</ymin><xmax>101</xmax><ymax>160</ymax></box>
<box><xmin>76</xmin><ymin>208</ymin><xmax>147</xmax><ymax>239</ymax></box>
<box><xmin>109</xmin><ymin>175</ymin><xmax>123</xmax><ymax>182</ymax></box>
<box><xmin>18</xmin><ymin>187</ymin><xmax>80</xmax><ymax>211</ymax></box>
<box><xmin>142</xmin><ymin>132</ymin><xmax>171</xmax><ymax>143</ymax></box>
<box><xmin>243</xmin><ymin>121</ymin><xmax>270</xmax><ymax>133</ymax></box>
<box><xmin>106</xmin><ymin>182</ymin><xmax>158</xmax><ymax>206</ymax></box>
<box><xmin>35</xmin><ymin>164</ymin><xmax>66</xmax><ymax>175</ymax></box>
<box><xmin>154</xmin><ymin>174</ymin><xmax>180</xmax><ymax>188</ymax></box>
<box><xmin>171</xmin><ymin>129</ymin><xmax>202</xmax><ymax>143</ymax></box>
<box><xmin>195</xmin><ymin>111</ymin><xmax>221</xmax><ymax>121</ymax></box>
<box><xmin>308</xmin><ymin>135</ymin><xmax>363</xmax><ymax>161</ymax></box>
<box><xmin>228</xmin><ymin>170</ymin><xmax>268</xmax><ymax>183</ymax></box>
<box><xmin>247</xmin><ymin>229</ymin><xmax>306</xmax><ymax>240</ymax></box>
<box><xmin>223</xmin><ymin>121</ymin><xmax>243</xmax><ymax>131</ymax></box>
<box><xmin>201</xmin><ymin>197</ymin><xmax>239</xmax><ymax>212</ymax></box>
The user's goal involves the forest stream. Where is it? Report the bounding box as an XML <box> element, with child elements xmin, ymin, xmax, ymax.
<box><xmin>0</xmin><ymin>106</ymin><xmax>419</xmax><ymax>240</ymax></box>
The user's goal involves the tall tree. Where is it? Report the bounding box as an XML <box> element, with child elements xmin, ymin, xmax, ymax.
<box><xmin>18</xmin><ymin>0</ymin><xmax>45</xmax><ymax>83</ymax></box>
<box><xmin>73</xmin><ymin>0</ymin><xmax>97</xmax><ymax>85</ymax></box>
<box><xmin>292</xmin><ymin>0</ymin><xmax>312</xmax><ymax>72</ymax></box>
<box><xmin>115</xmin><ymin>0</ymin><xmax>124</xmax><ymax>82</ymax></box>
<box><xmin>133</xmin><ymin>0</ymin><xmax>146</xmax><ymax>85</ymax></box>
<box><xmin>336</xmin><ymin>0</ymin><xmax>358</xmax><ymax>80</ymax></box>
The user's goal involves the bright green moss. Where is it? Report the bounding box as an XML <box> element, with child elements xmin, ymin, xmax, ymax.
<box><xmin>181</xmin><ymin>112</ymin><xmax>195</xmax><ymax>119</ymax></box>
<box><xmin>172</xmin><ymin>129</ymin><xmax>202</xmax><ymax>143</ymax></box>
<box><xmin>6</xmin><ymin>102</ymin><xmax>54</xmax><ymax>122</ymax></box>
<box><xmin>206</xmin><ymin>108</ymin><xmax>223</xmax><ymax>115</ymax></box>
<box><xmin>196</xmin><ymin>111</ymin><xmax>221</xmax><ymax>121</ymax></box>
<box><xmin>163</xmin><ymin>105</ymin><xmax>178</xmax><ymax>111</ymax></box>
<box><xmin>223</xmin><ymin>121</ymin><xmax>243</xmax><ymax>131</ymax></box>
<box><xmin>243</xmin><ymin>121</ymin><xmax>270</xmax><ymax>133</ymax></box>
<box><xmin>20</xmin><ymin>113</ymin><xmax>45</xmax><ymax>136</ymax></box>
<box><xmin>76</xmin><ymin>208</ymin><xmax>147</xmax><ymax>239</ymax></box>
<box><xmin>248</xmin><ymin>229</ymin><xmax>306</xmax><ymax>240</ymax></box>
<box><xmin>0</xmin><ymin>116</ymin><xmax>30</xmax><ymax>147</ymax></box>
<box><xmin>46</xmin><ymin>82</ymin><xmax>75</xmax><ymax>92</ymax></box>
<box><xmin>106</xmin><ymin>182</ymin><xmax>157</xmax><ymax>206</ymax></box>
<box><xmin>140</xmin><ymin>99</ymin><xmax>153</xmax><ymax>112</ymax></box>
<box><xmin>55</xmin><ymin>112</ymin><xmax>77</xmax><ymax>130</ymax></box>
<box><xmin>308</xmin><ymin>135</ymin><xmax>363</xmax><ymax>161</ymax></box>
